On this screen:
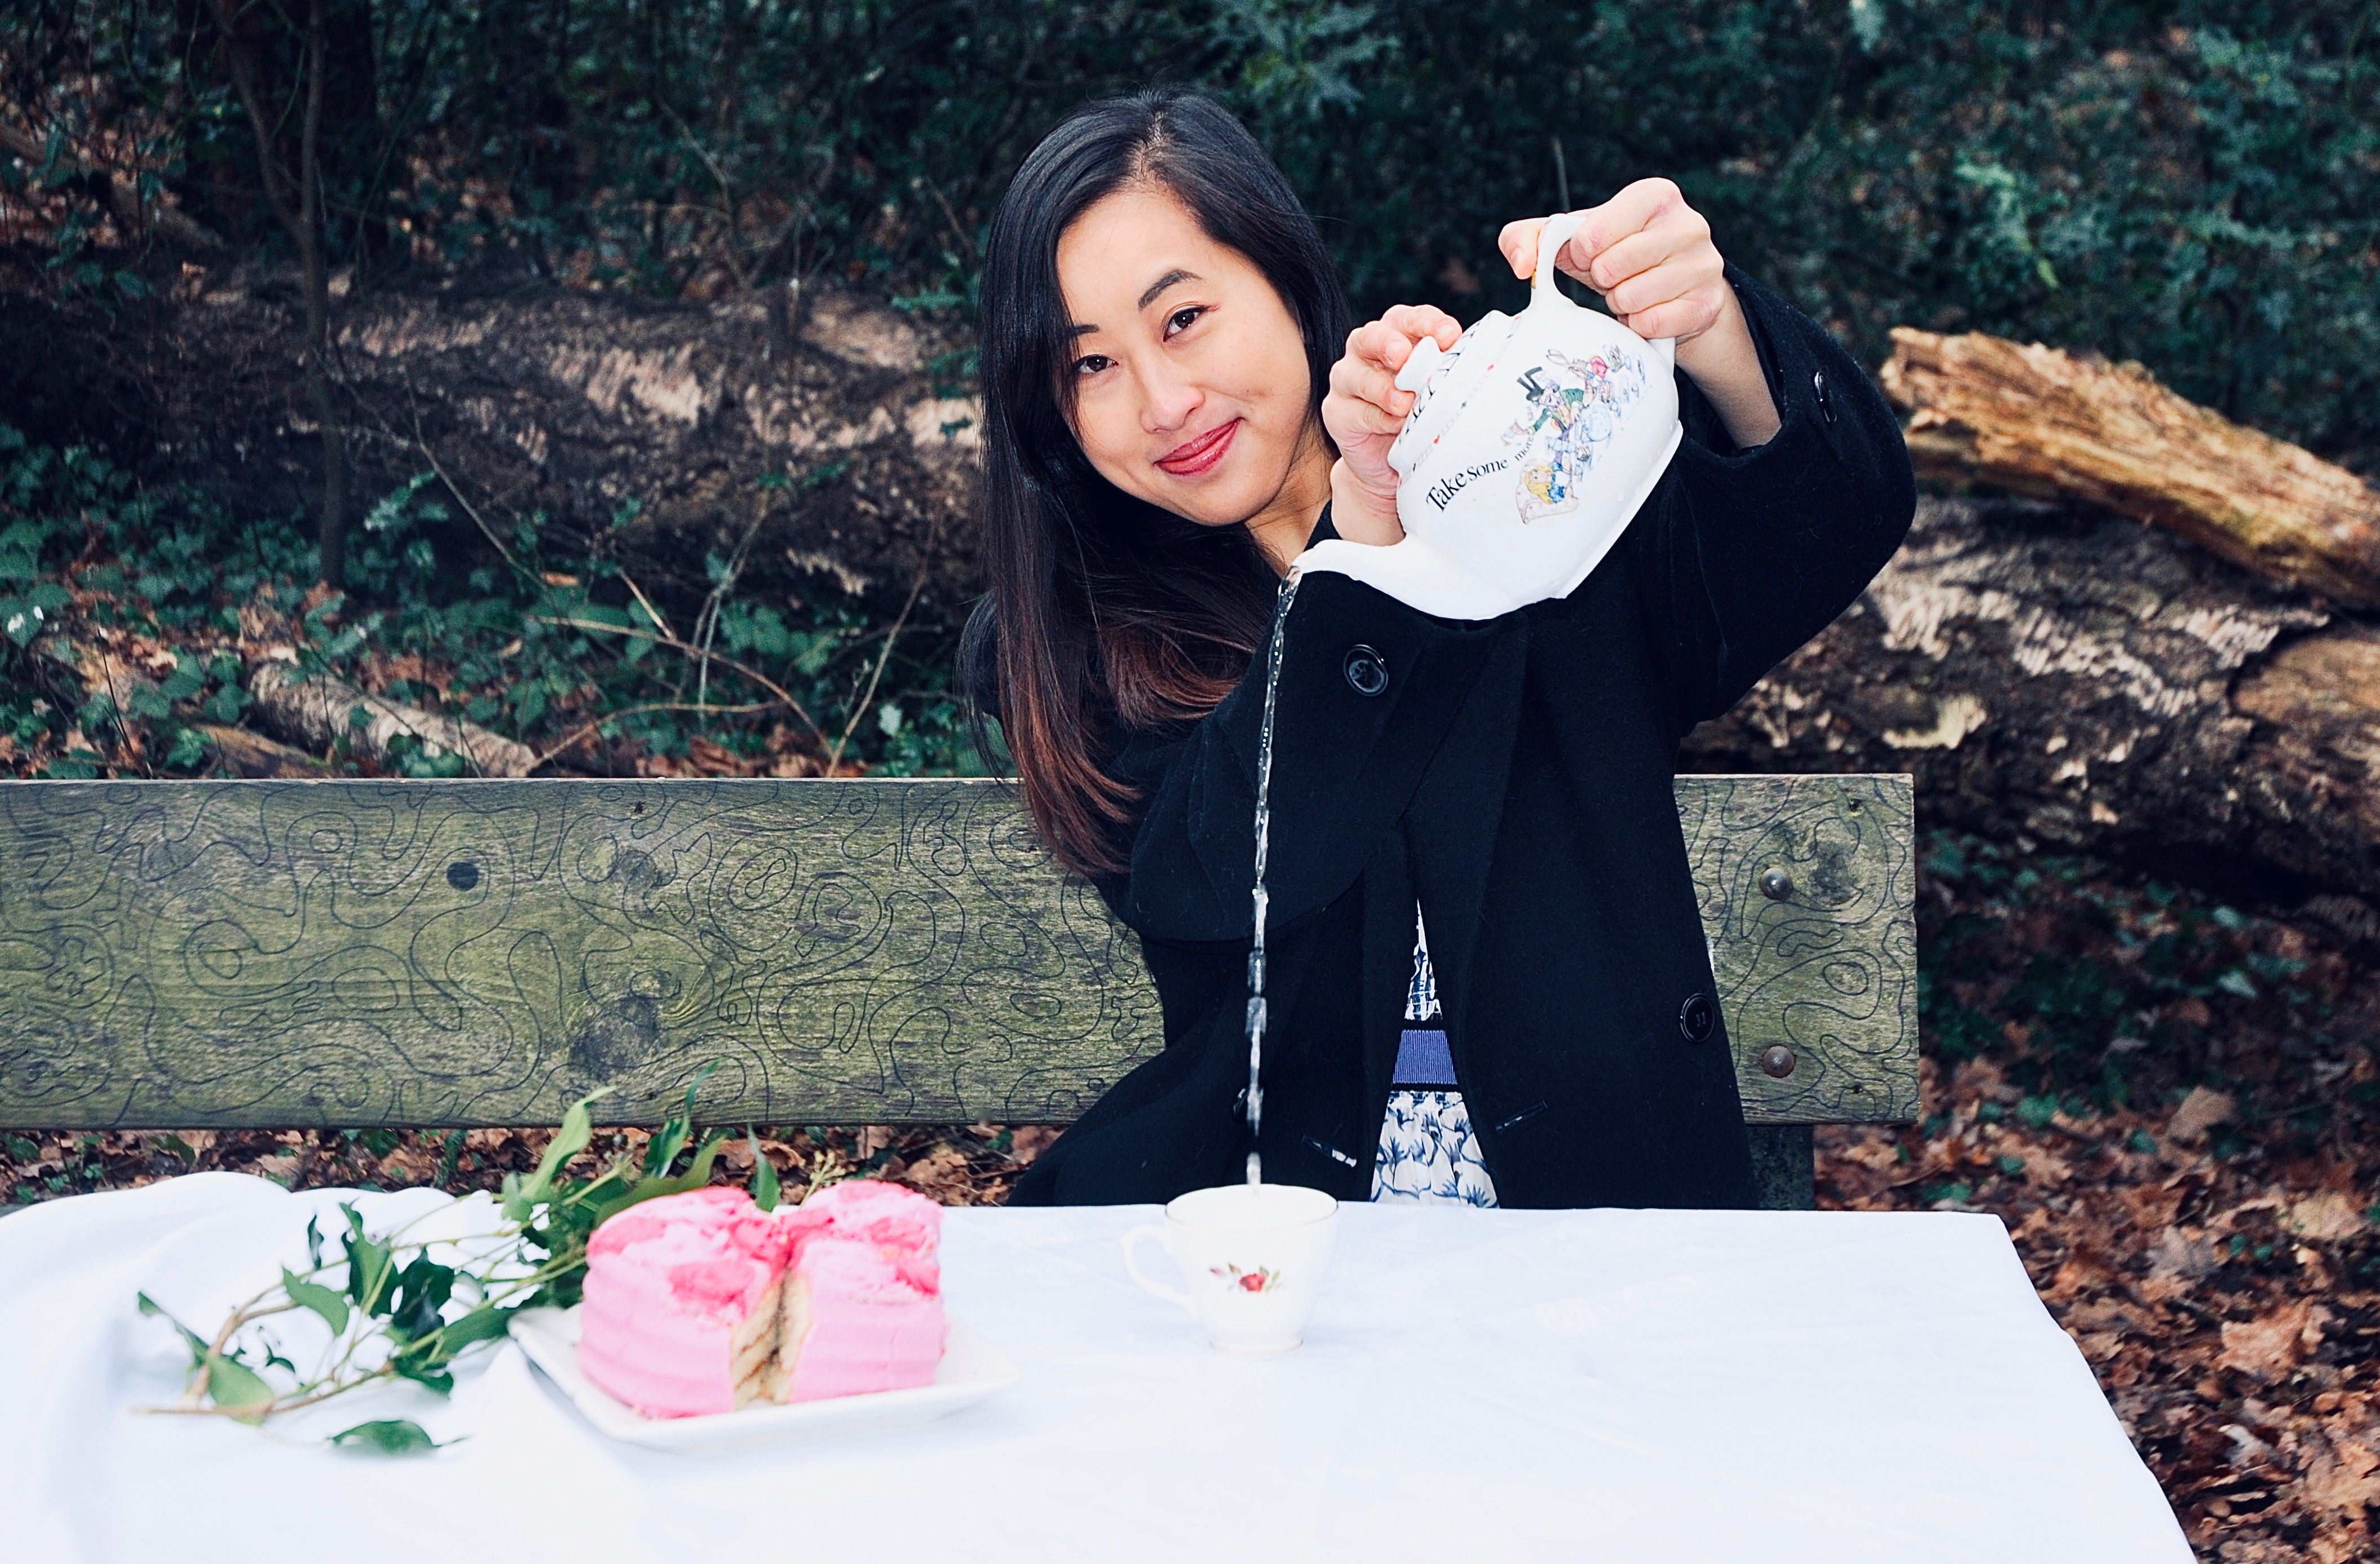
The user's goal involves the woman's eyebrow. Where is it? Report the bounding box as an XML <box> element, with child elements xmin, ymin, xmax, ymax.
<box><xmin>1137</xmin><ymin>268</ymin><xmax>1199</xmax><ymax>310</ymax></box>
<box><xmin>1066</xmin><ymin>269</ymin><xmax>1204</xmax><ymax>337</ymax></box>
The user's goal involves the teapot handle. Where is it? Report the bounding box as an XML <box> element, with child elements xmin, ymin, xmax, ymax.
<box><xmin>1531</xmin><ymin>211</ymin><xmax>1587</xmax><ymax>304</ymax></box>
<box><xmin>1531</xmin><ymin>209</ymin><xmax>1676</xmax><ymax>366</ymax></box>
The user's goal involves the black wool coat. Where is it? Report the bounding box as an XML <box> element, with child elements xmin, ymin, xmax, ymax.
<box><xmin>1003</xmin><ymin>268</ymin><xmax>1916</xmax><ymax>1209</ymax></box>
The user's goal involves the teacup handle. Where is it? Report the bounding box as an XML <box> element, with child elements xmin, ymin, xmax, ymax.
<box><xmin>1121</xmin><ymin>1224</ymin><xmax>1195</xmax><ymax>1315</ymax></box>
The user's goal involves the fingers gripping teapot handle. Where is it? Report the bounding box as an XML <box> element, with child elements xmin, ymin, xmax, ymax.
<box><xmin>1531</xmin><ymin>211</ymin><xmax>1588</xmax><ymax>303</ymax></box>
<box><xmin>1532</xmin><ymin>208</ymin><xmax>1676</xmax><ymax>367</ymax></box>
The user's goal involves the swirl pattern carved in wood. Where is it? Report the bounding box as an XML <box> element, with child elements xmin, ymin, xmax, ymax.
<box><xmin>0</xmin><ymin>775</ymin><xmax>1913</xmax><ymax>1128</ymax></box>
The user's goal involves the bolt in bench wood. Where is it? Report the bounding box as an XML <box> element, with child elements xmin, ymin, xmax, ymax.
<box><xmin>0</xmin><ymin>775</ymin><xmax>1917</xmax><ymax>1209</ymax></box>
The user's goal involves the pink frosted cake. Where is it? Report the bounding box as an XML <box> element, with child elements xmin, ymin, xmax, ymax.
<box><xmin>575</xmin><ymin>1180</ymin><xmax>945</xmax><ymax>1419</ymax></box>
<box><xmin>776</xmin><ymin>1179</ymin><xmax>945</xmax><ymax>1402</ymax></box>
<box><xmin>577</xmin><ymin>1186</ymin><xmax>796</xmax><ymax>1417</ymax></box>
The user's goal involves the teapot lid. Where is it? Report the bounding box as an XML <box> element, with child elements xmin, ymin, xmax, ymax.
<box><xmin>1387</xmin><ymin>213</ymin><xmax>1592</xmax><ymax>480</ymax></box>
<box><xmin>1388</xmin><ymin>312</ymin><xmax>1517</xmax><ymax>479</ymax></box>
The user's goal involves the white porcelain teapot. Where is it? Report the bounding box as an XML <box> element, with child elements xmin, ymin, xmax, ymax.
<box><xmin>1299</xmin><ymin>212</ymin><xmax>1684</xmax><ymax>620</ymax></box>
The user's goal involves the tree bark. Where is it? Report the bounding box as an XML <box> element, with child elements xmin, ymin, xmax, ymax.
<box><xmin>3</xmin><ymin>268</ymin><xmax>984</xmax><ymax>618</ymax></box>
<box><xmin>245</xmin><ymin>655</ymin><xmax>537</xmax><ymax>777</ymax></box>
<box><xmin>295</xmin><ymin>0</ymin><xmax>346</xmax><ymax>587</ymax></box>
<box><xmin>208</xmin><ymin>0</ymin><xmax>347</xmax><ymax>589</ymax></box>
<box><xmin>193</xmin><ymin>723</ymin><xmax>327</xmax><ymax>779</ymax></box>
<box><xmin>1680</xmin><ymin>496</ymin><xmax>2380</xmax><ymax>922</ymax></box>
<box><xmin>1880</xmin><ymin>328</ymin><xmax>2380</xmax><ymax>608</ymax></box>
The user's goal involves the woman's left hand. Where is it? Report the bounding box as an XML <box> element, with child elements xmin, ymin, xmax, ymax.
<box><xmin>1499</xmin><ymin>179</ymin><xmax>1781</xmax><ymax>446</ymax></box>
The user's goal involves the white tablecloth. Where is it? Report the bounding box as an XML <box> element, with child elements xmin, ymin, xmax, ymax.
<box><xmin>0</xmin><ymin>1173</ymin><xmax>2188</xmax><ymax>1561</ymax></box>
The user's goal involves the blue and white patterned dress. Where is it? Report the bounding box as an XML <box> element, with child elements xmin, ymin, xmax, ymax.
<box><xmin>1371</xmin><ymin>910</ymin><xmax>1499</xmax><ymax>1207</ymax></box>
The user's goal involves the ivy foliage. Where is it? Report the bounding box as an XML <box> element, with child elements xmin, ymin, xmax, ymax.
<box><xmin>133</xmin><ymin>1068</ymin><xmax>787</xmax><ymax>1450</ymax></box>
<box><xmin>0</xmin><ymin>423</ymin><xmax>993</xmax><ymax>777</ymax></box>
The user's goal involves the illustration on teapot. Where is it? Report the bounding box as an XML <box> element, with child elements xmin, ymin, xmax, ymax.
<box><xmin>1298</xmin><ymin>211</ymin><xmax>1684</xmax><ymax>621</ymax></box>
<box><xmin>1506</xmin><ymin>347</ymin><xmax>1649</xmax><ymax>522</ymax></box>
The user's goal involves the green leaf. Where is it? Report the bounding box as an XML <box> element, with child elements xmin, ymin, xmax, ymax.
<box><xmin>749</xmin><ymin>1129</ymin><xmax>781</xmax><ymax>1212</ymax></box>
<box><xmin>1</xmin><ymin>599</ymin><xmax>41</xmax><ymax>646</ymax></box>
<box><xmin>682</xmin><ymin>1130</ymin><xmax>728</xmax><ymax>1186</ymax></box>
<box><xmin>341</xmin><ymin>1205</ymin><xmax>395</xmax><ymax>1314</ymax></box>
<box><xmin>202</xmin><ymin>1348</ymin><xmax>276</xmax><ymax>1421</ymax></box>
<box><xmin>282</xmin><ymin>1267</ymin><xmax>350</xmax><ymax>1335</ymax></box>
<box><xmin>436</xmin><ymin>1305</ymin><xmax>514</xmax><ymax>1352</ymax></box>
<box><xmin>365</xmin><ymin>473</ymin><xmax>436</xmax><ymax>534</ymax></box>
<box><xmin>387</xmin><ymin>1252</ymin><xmax>457</xmax><ymax>1344</ymax></box>
<box><xmin>138</xmin><ymin>1291</ymin><xmax>210</xmax><ymax>1363</ymax></box>
<box><xmin>506</xmin><ymin>1086</ymin><xmax>611</xmax><ymax>1220</ymax></box>
<box><xmin>592</xmin><ymin>1128</ymin><xmax>734</xmax><ymax>1225</ymax></box>
<box><xmin>158</xmin><ymin>656</ymin><xmax>206</xmax><ymax>701</ymax></box>
<box><xmin>329</xmin><ymin>1419</ymin><xmax>444</xmax><ymax>1455</ymax></box>
<box><xmin>643</xmin><ymin>1062</ymin><xmax>721</xmax><ymax>1177</ymax></box>
<box><xmin>164</xmin><ymin>726</ymin><xmax>208</xmax><ymax>770</ymax></box>
<box><xmin>641</xmin><ymin>1116</ymin><xmax>690</xmax><ymax>1179</ymax></box>
<box><xmin>391</xmin><ymin>1357</ymin><xmax>456</xmax><ymax>1397</ymax></box>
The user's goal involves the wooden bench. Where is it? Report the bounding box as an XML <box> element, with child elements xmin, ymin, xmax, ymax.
<box><xmin>0</xmin><ymin>775</ymin><xmax>1917</xmax><ymax>1208</ymax></box>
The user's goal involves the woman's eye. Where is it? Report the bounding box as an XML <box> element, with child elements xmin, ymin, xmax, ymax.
<box><xmin>1074</xmin><ymin>354</ymin><xmax>1113</xmax><ymax>377</ymax></box>
<box><xmin>1165</xmin><ymin>306</ymin><xmax>1206</xmax><ymax>337</ymax></box>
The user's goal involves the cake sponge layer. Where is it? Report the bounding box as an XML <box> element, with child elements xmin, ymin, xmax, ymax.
<box><xmin>578</xmin><ymin>1187</ymin><xmax>796</xmax><ymax>1419</ymax></box>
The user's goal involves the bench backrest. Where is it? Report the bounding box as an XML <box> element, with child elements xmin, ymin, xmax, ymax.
<box><xmin>0</xmin><ymin>776</ymin><xmax>1915</xmax><ymax>1130</ymax></box>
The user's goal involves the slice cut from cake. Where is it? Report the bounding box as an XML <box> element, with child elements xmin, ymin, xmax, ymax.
<box><xmin>577</xmin><ymin>1186</ymin><xmax>796</xmax><ymax>1418</ymax></box>
<box><xmin>775</xmin><ymin>1180</ymin><xmax>947</xmax><ymax>1402</ymax></box>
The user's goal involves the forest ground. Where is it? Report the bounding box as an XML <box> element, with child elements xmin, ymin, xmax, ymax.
<box><xmin>5</xmin><ymin>828</ymin><xmax>2374</xmax><ymax>1561</ymax></box>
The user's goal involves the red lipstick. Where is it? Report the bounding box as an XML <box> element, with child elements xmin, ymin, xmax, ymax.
<box><xmin>1156</xmin><ymin>418</ymin><xmax>1240</xmax><ymax>477</ymax></box>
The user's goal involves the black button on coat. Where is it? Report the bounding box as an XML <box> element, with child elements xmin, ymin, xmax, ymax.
<box><xmin>1003</xmin><ymin>269</ymin><xmax>1916</xmax><ymax>1210</ymax></box>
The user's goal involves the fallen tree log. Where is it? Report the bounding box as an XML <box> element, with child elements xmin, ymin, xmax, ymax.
<box><xmin>193</xmin><ymin>722</ymin><xmax>325</xmax><ymax>779</ymax></box>
<box><xmin>1680</xmin><ymin>495</ymin><xmax>2380</xmax><ymax>925</ymax></box>
<box><xmin>0</xmin><ymin>266</ymin><xmax>985</xmax><ymax>613</ymax></box>
<box><xmin>245</xmin><ymin>654</ymin><xmax>537</xmax><ymax>777</ymax></box>
<box><xmin>1881</xmin><ymin>328</ymin><xmax>2380</xmax><ymax>608</ymax></box>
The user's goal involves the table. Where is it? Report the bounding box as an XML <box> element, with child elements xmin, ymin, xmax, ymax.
<box><xmin>0</xmin><ymin>1173</ymin><xmax>2189</xmax><ymax>1561</ymax></box>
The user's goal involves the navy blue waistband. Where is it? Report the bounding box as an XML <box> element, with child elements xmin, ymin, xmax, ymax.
<box><xmin>1390</xmin><ymin>1027</ymin><xmax>1458</xmax><ymax>1088</ymax></box>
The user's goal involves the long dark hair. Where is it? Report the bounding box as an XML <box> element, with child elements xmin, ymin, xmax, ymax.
<box><xmin>961</xmin><ymin>88</ymin><xmax>1352</xmax><ymax>877</ymax></box>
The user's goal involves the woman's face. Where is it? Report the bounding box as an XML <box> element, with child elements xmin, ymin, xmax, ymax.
<box><xmin>1055</xmin><ymin>184</ymin><xmax>1326</xmax><ymax>538</ymax></box>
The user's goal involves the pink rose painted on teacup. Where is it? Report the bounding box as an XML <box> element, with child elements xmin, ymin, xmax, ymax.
<box><xmin>1210</xmin><ymin>1262</ymin><xmax>1280</xmax><ymax>1295</ymax></box>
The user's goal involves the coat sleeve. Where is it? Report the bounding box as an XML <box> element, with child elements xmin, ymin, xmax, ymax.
<box><xmin>1615</xmin><ymin>264</ymin><xmax>1918</xmax><ymax>736</ymax></box>
<box><xmin>1101</xmin><ymin>568</ymin><xmax>1510</xmax><ymax>946</ymax></box>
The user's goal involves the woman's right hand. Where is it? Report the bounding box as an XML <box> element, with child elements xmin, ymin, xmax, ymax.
<box><xmin>1321</xmin><ymin>306</ymin><xmax>1463</xmax><ymax>546</ymax></box>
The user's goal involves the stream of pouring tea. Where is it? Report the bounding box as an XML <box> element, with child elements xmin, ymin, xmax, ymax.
<box><xmin>1244</xmin><ymin>567</ymin><xmax>1302</xmax><ymax>1186</ymax></box>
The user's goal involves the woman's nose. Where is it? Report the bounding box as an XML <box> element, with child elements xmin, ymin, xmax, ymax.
<box><xmin>1140</xmin><ymin>361</ymin><xmax>1203</xmax><ymax>434</ymax></box>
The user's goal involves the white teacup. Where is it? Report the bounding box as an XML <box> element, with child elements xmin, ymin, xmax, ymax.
<box><xmin>1122</xmin><ymin>1183</ymin><xmax>1339</xmax><ymax>1355</ymax></box>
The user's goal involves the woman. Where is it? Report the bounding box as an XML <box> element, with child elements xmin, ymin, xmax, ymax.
<box><xmin>965</xmin><ymin>89</ymin><xmax>1914</xmax><ymax>1208</ymax></box>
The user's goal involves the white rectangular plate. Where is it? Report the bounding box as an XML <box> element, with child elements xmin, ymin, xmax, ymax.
<box><xmin>509</xmin><ymin>1305</ymin><xmax>1021</xmax><ymax>1451</ymax></box>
